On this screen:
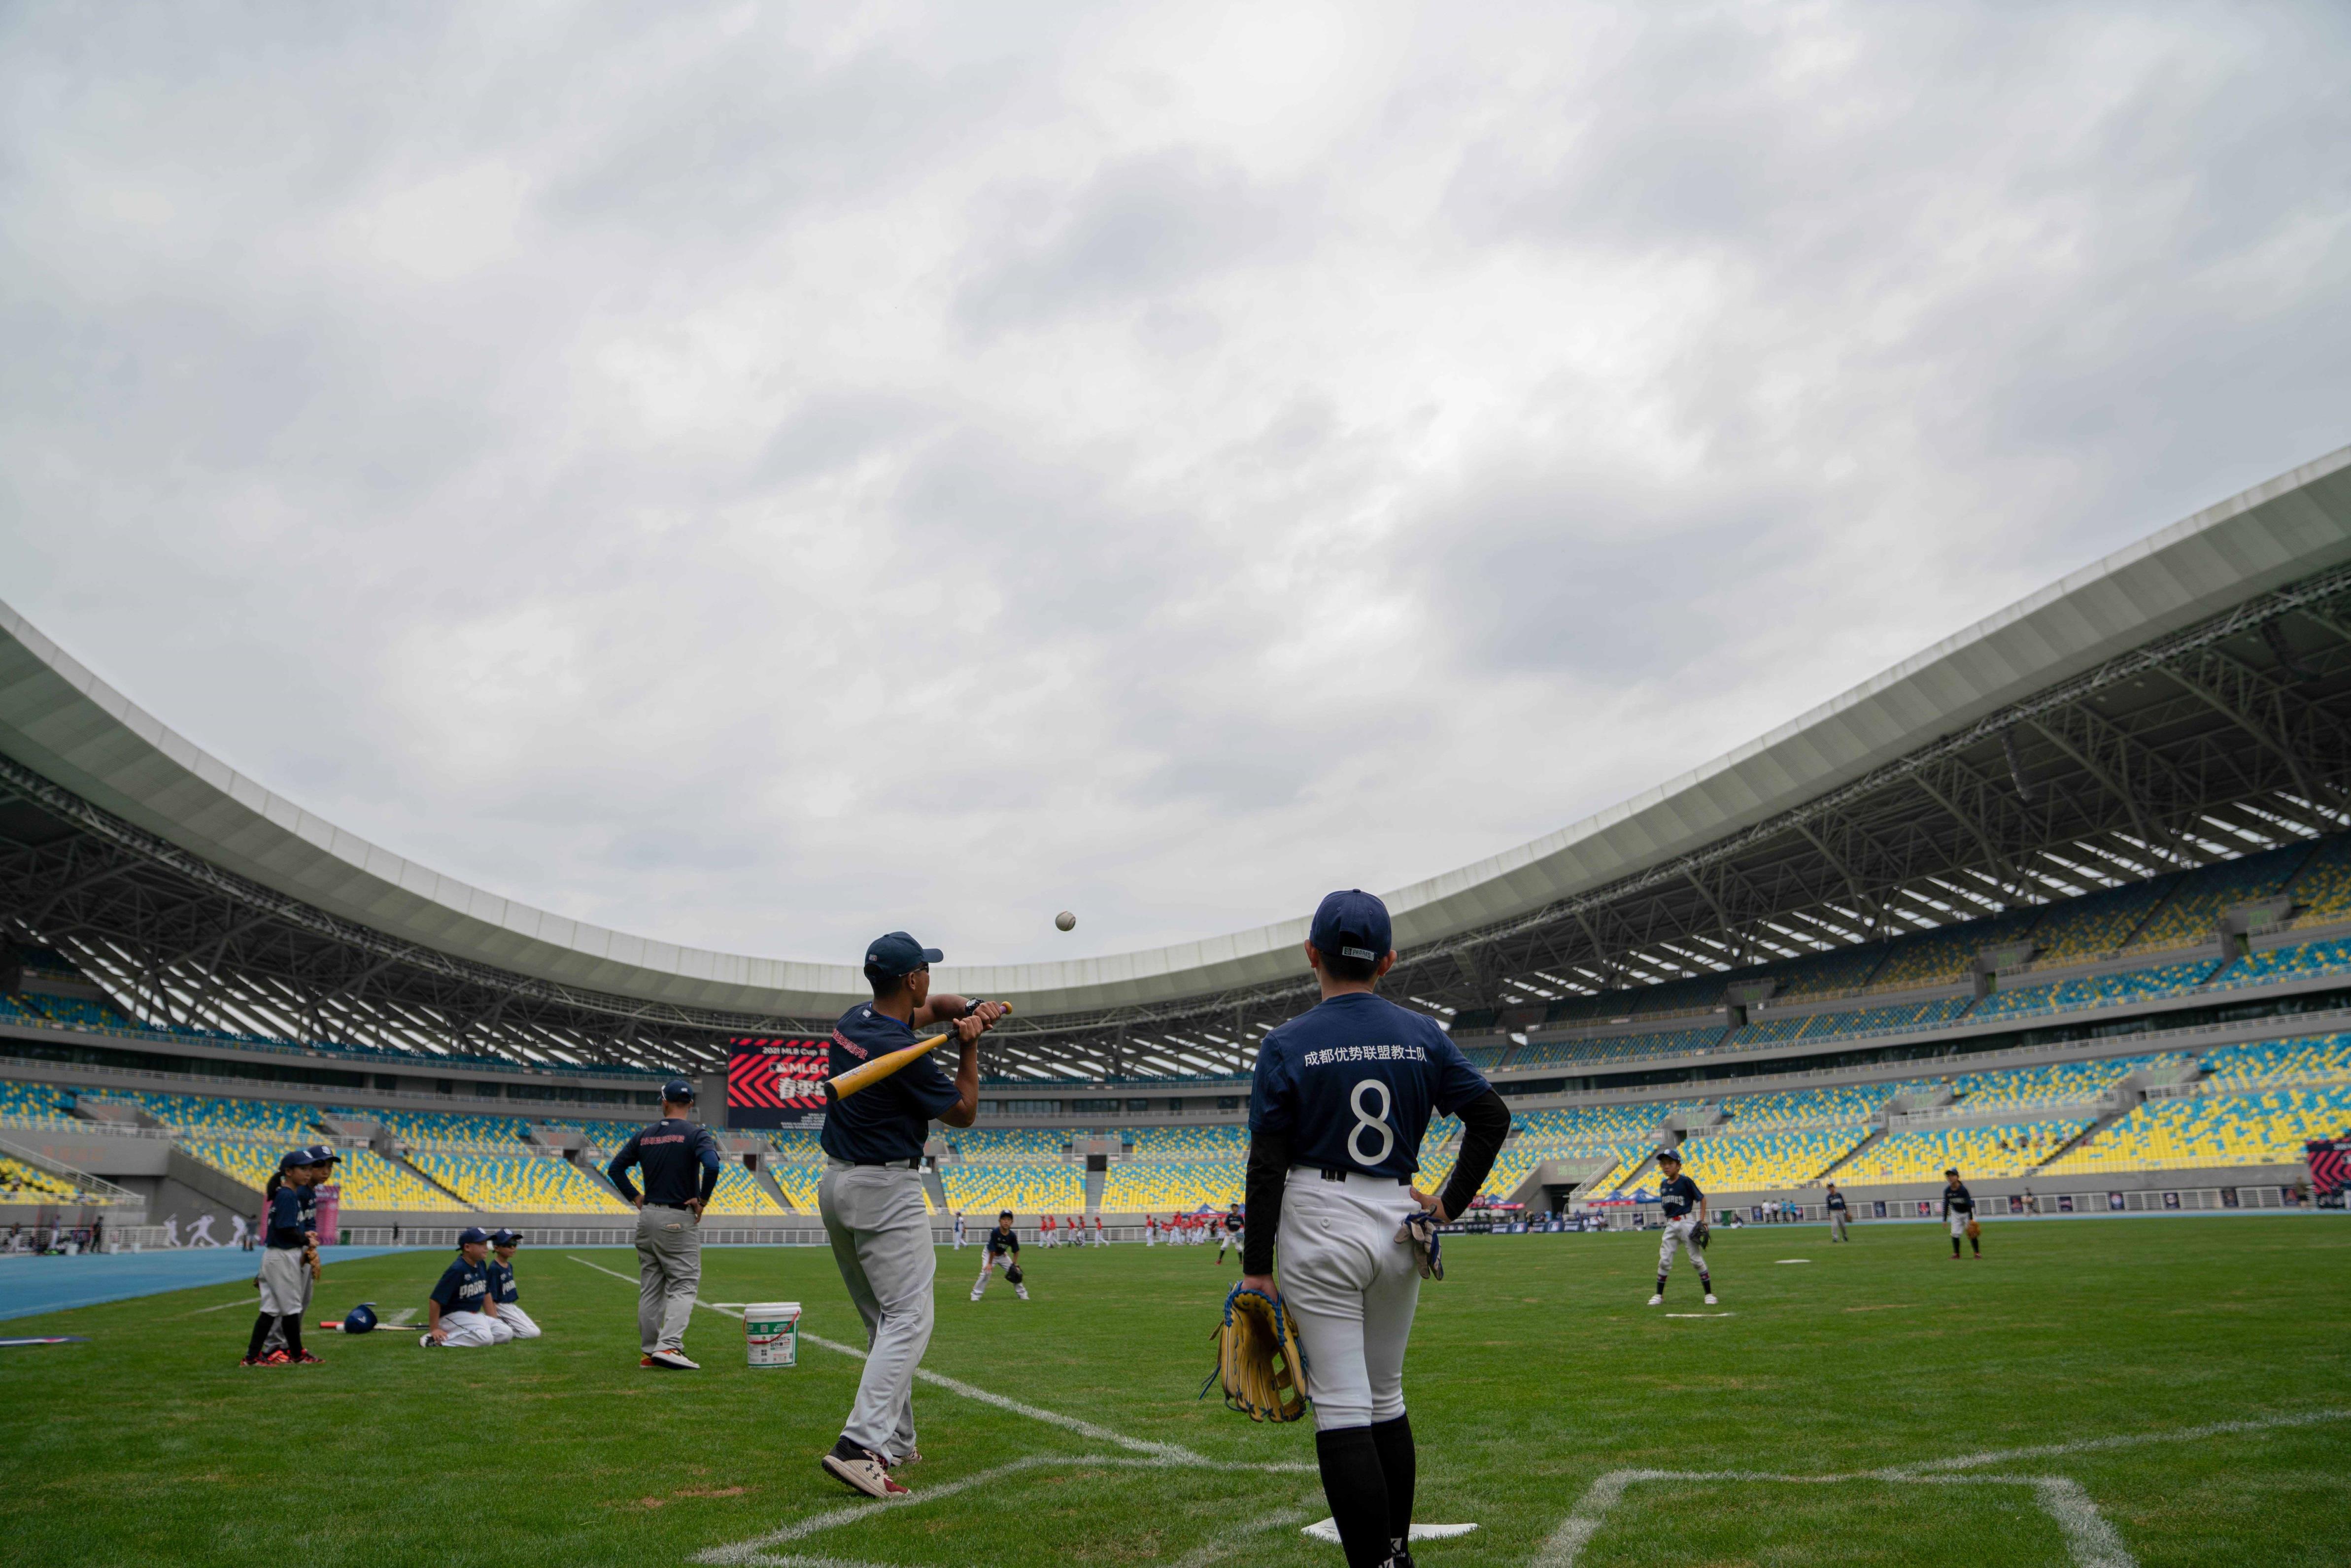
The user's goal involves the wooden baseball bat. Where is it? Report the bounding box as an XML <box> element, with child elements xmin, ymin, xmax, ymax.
<box><xmin>826</xmin><ymin>1003</ymin><xmax>1012</xmax><ymax>1101</ymax></box>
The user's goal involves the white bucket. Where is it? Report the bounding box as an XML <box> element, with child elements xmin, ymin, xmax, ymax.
<box><xmin>745</xmin><ymin>1301</ymin><xmax>801</xmax><ymax>1368</ymax></box>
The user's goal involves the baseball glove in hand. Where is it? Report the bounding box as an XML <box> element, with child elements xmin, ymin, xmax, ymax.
<box><xmin>1005</xmin><ymin>1262</ymin><xmax>1023</xmax><ymax>1285</ymax></box>
<box><xmin>1690</xmin><ymin>1220</ymin><xmax>1711</xmax><ymax>1251</ymax></box>
<box><xmin>1965</xmin><ymin>1220</ymin><xmax>1981</xmax><ymax>1242</ymax></box>
<box><xmin>1200</xmin><ymin>1283</ymin><xmax>1307</xmax><ymax>1422</ymax></box>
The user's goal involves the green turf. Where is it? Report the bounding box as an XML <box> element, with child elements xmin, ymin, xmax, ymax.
<box><xmin>4</xmin><ymin>1218</ymin><xmax>2348</xmax><ymax>1567</ymax></box>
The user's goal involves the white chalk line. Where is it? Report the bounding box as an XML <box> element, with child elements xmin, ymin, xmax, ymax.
<box><xmin>1530</xmin><ymin>1408</ymin><xmax>2351</xmax><ymax>1568</ymax></box>
<box><xmin>693</xmin><ymin>1454</ymin><xmax>1317</xmax><ymax>1567</ymax></box>
<box><xmin>566</xmin><ymin>1256</ymin><xmax>1232</xmax><ymax>1466</ymax></box>
<box><xmin>1887</xmin><ymin>1407</ymin><xmax>2351</xmax><ymax>1475</ymax></box>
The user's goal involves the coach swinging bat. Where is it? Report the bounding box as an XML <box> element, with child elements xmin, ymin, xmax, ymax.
<box><xmin>825</xmin><ymin>1002</ymin><xmax>1013</xmax><ymax>1101</ymax></box>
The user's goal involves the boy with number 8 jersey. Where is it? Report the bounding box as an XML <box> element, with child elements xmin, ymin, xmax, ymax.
<box><xmin>1243</xmin><ymin>890</ymin><xmax>1512</xmax><ymax>1568</ymax></box>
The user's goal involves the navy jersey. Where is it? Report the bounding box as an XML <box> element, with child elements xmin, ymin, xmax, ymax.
<box><xmin>1826</xmin><ymin>1191</ymin><xmax>1847</xmax><ymax>1212</ymax></box>
<box><xmin>431</xmin><ymin>1257</ymin><xmax>490</xmax><ymax>1314</ymax></box>
<box><xmin>985</xmin><ymin>1226</ymin><xmax>1020</xmax><ymax>1256</ymax></box>
<box><xmin>264</xmin><ymin>1186</ymin><xmax>307</xmax><ymax>1249</ymax></box>
<box><xmin>1658</xmin><ymin>1172</ymin><xmax>1704</xmax><ymax>1219</ymax></box>
<box><xmin>486</xmin><ymin>1259</ymin><xmax>520</xmax><ymax>1305</ymax></box>
<box><xmin>1942</xmin><ymin>1182</ymin><xmax>1975</xmax><ymax>1217</ymax></box>
<box><xmin>1249</xmin><ymin>992</ymin><xmax>1488</xmax><ymax>1182</ymax></box>
<box><xmin>820</xmin><ymin>1004</ymin><xmax>958</xmax><ymax>1163</ymax></box>
<box><xmin>296</xmin><ymin>1183</ymin><xmax>318</xmax><ymax>1233</ymax></box>
<box><xmin>607</xmin><ymin>1117</ymin><xmax>721</xmax><ymax>1207</ymax></box>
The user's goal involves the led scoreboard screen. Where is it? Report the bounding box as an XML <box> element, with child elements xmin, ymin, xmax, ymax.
<box><xmin>726</xmin><ymin>1037</ymin><xmax>830</xmax><ymax>1128</ymax></box>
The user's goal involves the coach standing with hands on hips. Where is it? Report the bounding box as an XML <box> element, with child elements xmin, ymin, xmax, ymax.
<box><xmin>607</xmin><ymin>1079</ymin><xmax>722</xmax><ymax>1370</ymax></box>
<box><xmin>817</xmin><ymin>930</ymin><xmax>1006</xmax><ymax>1498</ymax></box>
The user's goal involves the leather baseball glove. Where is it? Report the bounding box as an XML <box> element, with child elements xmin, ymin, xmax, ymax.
<box><xmin>1004</xmin><ymin>1262</ymin><xmax>1023</xmax><ymax>1285</ymax></box>
<box><xmin>1965</xmin><ymin>1220</ymin><xmax>1981</xmax><ymax>1241</ymax></box>
<box><xmin>1691</xmin><ymin>1220</ymin><xmax>1711</xmax><ymax>1251</ymax></box>
<box><xmin>1200</xmin><ymin>1283</ymin><xmax>1307</xmax><ymax>1422</ymax></box>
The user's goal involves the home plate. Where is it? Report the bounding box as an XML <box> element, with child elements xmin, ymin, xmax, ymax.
<box><xmin>1304</xmin><ymin>1521</ymin><xmax>1478</xmax><ymax>1544</ymax></box>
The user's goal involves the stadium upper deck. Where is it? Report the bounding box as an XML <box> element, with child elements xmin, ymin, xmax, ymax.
<box><xmin>2</xmin><ymin>445</ymin><xmax>2351</xmax><ymax>1082</ymax></box>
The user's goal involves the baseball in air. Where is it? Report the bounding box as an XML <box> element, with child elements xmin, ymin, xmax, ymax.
<box><xmin>1055</xmin><ymin>910</ymin><xmax>1077</xmax><ymax>932</ymax></box>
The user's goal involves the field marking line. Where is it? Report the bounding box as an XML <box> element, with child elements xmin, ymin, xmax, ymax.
<box><xmin>694</xmin><ymin>1453</ymin><xmax>1317</xmax><ymax>1567</ymax></box>
<box><xmin>1774</xmin><ymin>1258</ymin><xmax>1812</xmax><ymax>1263</ymax></box>
<box><xmin>1532</xmin><ymin>1468</ymin><xmax>2136</xmax><ymax>1568</ymax></box>
<box><xmin>1662</xmin><ymin>1312</ymin><xmax>1734</xmax><ymax>1318</ymax></box>
<box><xmin>1532</xmin><ymin>1410</ymin><xmax>2351</xmax><ymax>1568</ymax></box>
<box><xmin>1882</xmin><ymin>1407</ymin><xmax>2351</xmax><ymax>1475</ymax></box>
<box><xmin>566</xmin><ymin>1256</ymin><xmax>1212</xmax><ymax>1464</ymax></box>
<box><xmin>186</xmin><ymin>1296</ymin><xmax>260</xmax><ymax>1314</ymax></box>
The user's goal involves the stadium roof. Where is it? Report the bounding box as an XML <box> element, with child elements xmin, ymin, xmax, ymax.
<box><xmin>3</xmin><ymin>443</ymin><xmax>2351</xmax><ymax>1076</ymax></box>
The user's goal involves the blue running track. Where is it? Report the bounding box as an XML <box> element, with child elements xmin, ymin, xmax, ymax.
<box><xmin>0</xmin><ymin>1246</ymin><xmax>420</xmax><ymax>1322</ymax></box>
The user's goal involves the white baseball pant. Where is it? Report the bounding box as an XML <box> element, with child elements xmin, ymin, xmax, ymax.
<box><xmin>1274</xmin><ymin>1169</ymin><xmax>1420</xmax><ymax>1432</ymax></box>
<box><xmin>1947</xmin><ymin>1211</ymin><xmax>1971</xmax><ymax>1239</ymax></box>
<box><xmin>1657</xmin><ymin>1215</ymin><xmax>1706</xmax><ymax>1277</ymax></box>
<box><xmin>492</xmin><ymin>1303</ymin><xmax>540</xmax><ymax>1339</ymax></box>
<box><xmin>434</xmin><ymin>1310</ymin><xmax>504</xmax><ymax>1348</ymax></box>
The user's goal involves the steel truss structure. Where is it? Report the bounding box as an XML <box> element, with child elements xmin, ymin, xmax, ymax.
<box><xmin>6</xmin><ymin>563</ymin><xmax>2351</xmax><ymax>1086</ymax></box>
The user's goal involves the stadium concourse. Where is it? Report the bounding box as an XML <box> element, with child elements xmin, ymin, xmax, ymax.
<box><xmin>4</xmin><ymin>447</ymin><xmax>2351</xmax><ymax>1251</ymax></box>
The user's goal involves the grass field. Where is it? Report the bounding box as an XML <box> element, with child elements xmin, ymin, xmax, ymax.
<box><xmin>5</xmin><ymin>1217</ymin><xmax>2349</xmax><ymax>1567</ymax></box>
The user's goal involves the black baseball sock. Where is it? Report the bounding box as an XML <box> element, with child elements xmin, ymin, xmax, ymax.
<box><xmin>279</xmin><ymin>1315</ymin><xmax>305</xmax><ymax>1358</ymax></box>
<box><xmin>1655</xmin><ymin>1274</ymin><xmax>1667</xmax><ymax>1294</ymax></box>
<box><xmin>246</xmin><ymin>1312</ymin><xmax>274</xmax><ymax>1360</ymax></box>
<box><xmin>1314</xmin><ymin>1426</ymin><xmax>1393</xmax><ymax>1568</ymax></box>
<box><xmin>1369</xmin><ymin>1413</ymin><xmax>1416</xmax><ymax>1548</ymax></box>
<box><xmin>1951</xmin><ymin>1237</ymin><xmax>1961</xmax><ymax>1257</ymax></box>
<box><xmin>1699</xmin><ymin>1273</ymin><xmax>1712</xmax><ymax>1293</ymax></box>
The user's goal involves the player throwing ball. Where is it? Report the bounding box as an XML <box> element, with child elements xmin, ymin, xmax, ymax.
<box><xmin>1243</xmin><ymin>890</ymin><xmax>1510</xmax><ymax>1568</ymax></box>
<box><xmin>1647</xmin><ymin>1149</ymin><xmax>1716</xmax><ymax>1306</ymax></box>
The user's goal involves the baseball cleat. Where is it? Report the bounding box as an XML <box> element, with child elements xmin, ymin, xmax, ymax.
<box><xmin>645</xmin><ymin>1349</ymin><xmax>700</xmax><ymax>1370</ymax></box>
<box><xmin>969</xmin><ymin>1291</ymin><xmax>982</xmax><ymax>1301</ymax></box>
<box><xmin>822</xmin><ymin>1447</ymin><xmax>909</xmax><ymax>1498</ymax></box>
<box><xmin>261</xmin><ymin>1348</ymin><xmax>292</xmax><ymax>1365</ymax></box>
<box><xmin>1647</xmin><ymin>1294</ymin><xmax>1664</xmax><ymax>1306</ymax></box>
<box><xmin>1014</xmin><ymin>1286</ymin><xmax>1029</xmax><ymax>1300</ymax></box>
<box><xmin>294</xmin><ymin>1350</ymin><xmax>325</xmax><ymax>1364</ymax></box>
<box><xmin>239</xmin><ymin>1355</ymin><xmax>266</xmax><ymax>1367</ymax></box>
<box><xmin>420</xmin><ymin>1334</ymin><xmax>437</xmax><ymax>1348</ymax></box>
<box><xmin>1704</xmin><ymin>1293</ymin><xmax>1718</xmax><ymax>1305</ymax></box>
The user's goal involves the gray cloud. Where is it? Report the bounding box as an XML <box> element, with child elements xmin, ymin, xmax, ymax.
<box><xmin>2</xmin><ymin>1</ymin><xmax>2347</xmax><ymax>972</ymax></box>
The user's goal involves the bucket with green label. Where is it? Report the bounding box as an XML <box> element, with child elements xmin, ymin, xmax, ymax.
<box><xmin>745</xmin><ymin>1301</ymin><xmax>801</xmax><ymax>1367</ymax></box>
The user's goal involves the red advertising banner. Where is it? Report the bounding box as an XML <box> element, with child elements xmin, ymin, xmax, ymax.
<box><xmin>726</xmin><ymin>1038</ymin><xmax>830</xmax><ymax>1127</ymax></box>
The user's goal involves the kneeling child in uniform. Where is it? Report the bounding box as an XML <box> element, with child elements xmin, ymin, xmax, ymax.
<box><xmin>485</xmin><ymin>1229</ymin><xmax>541</xmax><ymax>1339</ymax></box>
<box><xmin>422</xmin><ymin>1227</ymin><xmax>505</xmax><ymax>1347</ymax></box>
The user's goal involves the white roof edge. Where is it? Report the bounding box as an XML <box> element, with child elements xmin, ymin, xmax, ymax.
<box><xmin>2</xmin><ymin>443</ymin><xmax>2348</xmax><ymax>1021</ymax></box>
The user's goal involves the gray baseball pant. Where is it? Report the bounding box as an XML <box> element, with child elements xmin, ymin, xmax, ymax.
<box><xmin>637</xmin><ymin>1204</ymin><xmax>701</xmax><ymax>1354</ymax></box>
<box><xmin>818</xmin><ymin>1161</ymin><xmax>935</xmax><ymax>1459</ymax></box>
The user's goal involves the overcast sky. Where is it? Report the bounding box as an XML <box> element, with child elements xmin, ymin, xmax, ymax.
<box><xmin>3</xmin><ymin>2</ymin><xmax>2347</xmax><ymax>971</ymax></box>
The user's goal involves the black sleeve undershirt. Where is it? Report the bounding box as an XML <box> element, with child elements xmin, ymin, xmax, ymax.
<box><xmin>1241</xmin><ymin>1088</ymin><xmax>1513</xmax><ymax>1277</ymax></box>
<box><xmin>1435</xmin><ymin>1089</ymin><xmax>1512</xmax><ymax>1224</ymax></box>
<box><xmin>1241</xmin><ymin>1128</ymin><xmax>1291</xmax><ymax>1276</ymax></box>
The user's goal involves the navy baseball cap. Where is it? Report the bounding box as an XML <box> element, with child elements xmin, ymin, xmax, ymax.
<box><xmin>490</xmin><ymin>1229</ymin><xmax>522</xmax><ymax>1246</ymax></box>
<box><xmin>458</xmin><ymin>1226</ymin><xmax>491</xmax><ymax>1247</ymax></box>
<box><xmin>865</xmin><ymin>930</ymin><xmax>944</xmax><ymax>979</ymax></box>
<box><xmin>1309</xmin><ymin>889</ymin><xmax>1392</xmax><ymax>963</ymax></box>
<box><xmin>1656</xmin><ymin>1148</ymin><xmax>1683</xmax><ymax>1164</ymax></box>
<box><xmin>279</xmin><ymin>1144</ymin><xmax>341</xmax><ymax>1170</ymax></box>
<box><xmin>662</xmin><ymin>1079</ymin><xmax>696</xmax><ymax>1103</ymax></box>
